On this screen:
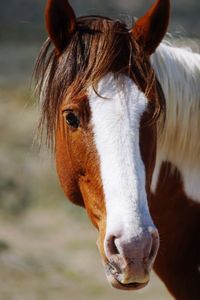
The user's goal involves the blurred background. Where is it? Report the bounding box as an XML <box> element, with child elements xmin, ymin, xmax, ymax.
<box><xmin>0</xmin><ymin>1</ymin><xmax>199</xmax><ymax>300</ymax></box>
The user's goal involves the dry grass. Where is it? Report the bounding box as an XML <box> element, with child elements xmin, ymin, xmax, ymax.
<box><xmin>0</xmin><ymin>207</ymin><xmax>172</xmax><ymax>300</ymax></box>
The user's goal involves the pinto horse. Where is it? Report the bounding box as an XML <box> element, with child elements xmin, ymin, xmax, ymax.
<box><xmin>35</xmin><ymin>0</ymin><xmax>200</xmax><ymax>299</ymax></box>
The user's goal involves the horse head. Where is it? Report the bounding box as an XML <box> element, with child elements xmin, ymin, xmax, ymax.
<box><xmin>37</xmin><ymin>0</ymin><xmax>170</xmax><ymax>290</ymax></box>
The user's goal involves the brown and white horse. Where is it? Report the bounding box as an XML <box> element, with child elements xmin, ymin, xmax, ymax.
<box><xmin>35</xmin><ymin>0</ymin><xmax>200</xmax><ymax>299</ymax></box>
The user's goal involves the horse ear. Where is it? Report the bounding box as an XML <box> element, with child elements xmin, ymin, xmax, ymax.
<box><xmin>132</xmin><ymin>0</ymin><xmax>170</xmax><ymax>55</ymax></box>
<box><xmin>45</xmin><ymin>0</ymin><xmax>76</xmax><ymax>55</ymax></box>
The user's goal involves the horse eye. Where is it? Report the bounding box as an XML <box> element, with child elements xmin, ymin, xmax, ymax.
<box><xmin>65</xmin><ymin>111</ymin><xmax>80</xmax><ymax>129</ymax></box>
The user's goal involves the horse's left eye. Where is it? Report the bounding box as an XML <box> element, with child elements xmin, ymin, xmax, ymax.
<box><xmin>65</xmin><ymin>111</ymin><xmax>80</xmax><ymax>129</ymax></box>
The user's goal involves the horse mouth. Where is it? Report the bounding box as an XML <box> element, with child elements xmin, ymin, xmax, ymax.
<box><xmin>105</xmin><ymin>263</ymin><xmax>149</xmax><ymax>291</ymax></box>
<box><xmin>113</xmin><ymin>280</ymin><xmax>148</xmax><ymax>291</ymax></box>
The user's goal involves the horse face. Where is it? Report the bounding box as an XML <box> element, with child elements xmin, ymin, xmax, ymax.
<box><xmin>55</xmin><ymin>73</ymin><xmax>159</xmax><ymax>289</ymax></box>
<box><xmin>43</xmin><ymin>0</ymin><xmax>170</xmax><ymax>291</ymax></box>
<box><xmin>88</xmin><ymin>74</ymin><xmax>159</xmax><ymax>289</ymax></box>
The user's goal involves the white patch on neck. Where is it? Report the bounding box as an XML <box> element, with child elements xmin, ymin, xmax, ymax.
<box><xmin>151</xmin><ymin>43</ymin><xmax>200</xmax><ymax>203</ymax></box>
<box><xmin>88</xmin><ymin>74</ymin><xmax>155</xmax><ymax>242</ymax></box>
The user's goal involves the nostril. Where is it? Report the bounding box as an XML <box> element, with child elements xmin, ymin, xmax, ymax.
<box><xmin>105</xmin><ymin>235</ymin><xmax>120</xmax><ymax>257</ymax></box>
<box><xmin>149</xmin><ymin>243</ymin><xmax>156</xmax><ymax>261</ymax></box>
<box><xmin>148</xmin><ymin>227</ymin><xmax>160</xmax><ymax>262</ymax></box>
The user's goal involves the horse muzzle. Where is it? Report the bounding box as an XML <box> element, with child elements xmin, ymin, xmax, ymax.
<box><xmin>102</xmin><ymin>226</ymin><xmax>159</xmax><ymax>290</ymax></box>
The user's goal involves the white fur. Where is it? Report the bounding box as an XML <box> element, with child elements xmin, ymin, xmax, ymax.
<box><xmin>89</xmin><ymin>74</ymin><xmax>155</xmax><ymax>251</ymax></box>
<box><xmin>151</xmin><ymin>43</ymin><xmax>200</xmax><ymax>202</ymax></box>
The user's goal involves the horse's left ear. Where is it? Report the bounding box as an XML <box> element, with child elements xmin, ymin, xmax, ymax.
<box><xmin>45</xmin><ymin>0</ymin><xmax>76</xmax><ymax>55</ymax></box>
<box><xmin>132</xmin><ymin>0</ymin><xmax>170</xmax><ymax>55</ymax></box>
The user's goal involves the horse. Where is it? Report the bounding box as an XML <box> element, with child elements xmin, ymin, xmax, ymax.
<box><xmin>35</xmin><ymin>0</ymin><xmax>200</xmax><ymax>299</ymax></box>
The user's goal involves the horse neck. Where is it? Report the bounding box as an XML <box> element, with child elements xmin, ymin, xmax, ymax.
<box><xmin>151</xmin><ymin>42</ymin><xmax>200</xmax><ymax>201</ymax></box>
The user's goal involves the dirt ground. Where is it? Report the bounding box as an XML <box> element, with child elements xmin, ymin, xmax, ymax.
<box><xmin>0</xmin><ymin>207</ymin><xmax>173</xmax><ymax>300</ymax></box>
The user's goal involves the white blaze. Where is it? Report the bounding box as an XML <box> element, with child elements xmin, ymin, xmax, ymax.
<box><xmin>88</xmin><ymin>74</ymin><xmax>154</xmax><ymax>244</ymax></box>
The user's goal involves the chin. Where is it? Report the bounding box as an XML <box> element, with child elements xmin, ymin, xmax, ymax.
<box><xmin>104</xmin><ymin>263</ymin><xmax>150</xmax><ymax>291</ymax></box>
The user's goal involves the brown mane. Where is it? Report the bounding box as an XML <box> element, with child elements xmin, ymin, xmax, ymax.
<box><xmin>35</xmin><ymin>16</ymin><xmax>165</xmax><ymax>147</ymax></box>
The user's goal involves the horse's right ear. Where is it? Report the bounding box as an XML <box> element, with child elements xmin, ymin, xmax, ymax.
<box><xmin>45</xmin><ymin>0</ymin><xmax>76</xmax><ymax>55</ymax></box>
